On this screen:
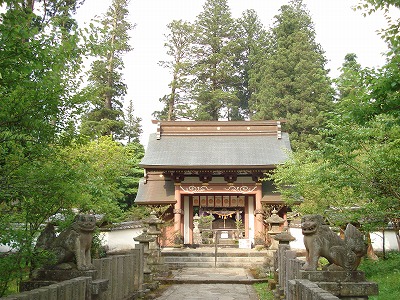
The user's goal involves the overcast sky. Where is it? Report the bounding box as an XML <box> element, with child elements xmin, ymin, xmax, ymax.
<box><xmin>76</xmin><ymin>0</ymin><xmax>394</xmax><ymax>146</ymax></box>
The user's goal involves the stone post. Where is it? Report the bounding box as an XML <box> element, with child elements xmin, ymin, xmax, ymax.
<box><xmin>143</xmin><ymin>211</ymin><xmax>169</xmax><ymax>276</ymax></box>
<box><xmin>144</xmin><ymin>211</ymin><xmax>164</xmax><ymax>251</ymax></box>
<box><xmin>133</xmin><ymin>228</ymin><xmax>156</xmax><ymax>290</ymax></box>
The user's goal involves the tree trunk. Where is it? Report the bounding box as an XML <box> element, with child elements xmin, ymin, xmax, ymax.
<box><xmin>366</xmin><ymin>232</ymin><xmax>379</xmax><ymax>261</ymax></box>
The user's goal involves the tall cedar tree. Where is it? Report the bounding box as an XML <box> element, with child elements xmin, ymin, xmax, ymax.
<box><xmin>155</xmin><ymin>20</ymin><xmax>194</xmax><ymax>120</ymax></box>
<box><xmin>250</xmin><ymin>0</ymin><xmax>334</xmax><ymax>150</ymax></box>
<box><xmin>191</xmin><ymin>0</ymin><xmax>240</xmax><ymax>120</ymax></box>
<box><xmin>80</xmin><ymin>0</ymin><xmax>133</xmax><ymax>140</ymax></box>
<box><xmin>235</xmin><ymin>9</ymin><xmax>270</xmax><ymax>119</ymax></box>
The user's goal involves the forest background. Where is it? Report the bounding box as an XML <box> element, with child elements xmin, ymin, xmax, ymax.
<box><xmin>0</xmin><ymin>0</ymin><xmax>399</xmax><ymax>297</ymax></box>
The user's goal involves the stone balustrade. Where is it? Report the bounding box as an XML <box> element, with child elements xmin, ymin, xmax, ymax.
<box><xmin>274</xmin><ymin>243</ymin><xmax>378</xmax><ymax>300</ymax></box>
<box><xmin>0</xmin><ymin>246</ymin><xmax>146</xmax><ymax>300</ymax></box>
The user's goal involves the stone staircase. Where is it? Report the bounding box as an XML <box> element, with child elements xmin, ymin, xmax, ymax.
<box><xmin>161</xmin><ymin>247</ymin><xmax>275</xmax><ymax>269</ymax></box>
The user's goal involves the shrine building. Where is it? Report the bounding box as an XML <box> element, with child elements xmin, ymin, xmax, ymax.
<box><xmin>135</xmin><ymin>120</ymin><xmax>292</xmax><ymax>246</ymax></box>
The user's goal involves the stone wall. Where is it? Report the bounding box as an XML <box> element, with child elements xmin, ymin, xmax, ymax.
<box><xmin>99</xmin><ymin>221</ymin><xmax>143</xmax><ymax>253</ymax></box>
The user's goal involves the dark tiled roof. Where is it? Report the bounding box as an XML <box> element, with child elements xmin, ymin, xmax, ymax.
<box><xmin>261</xmin><ymin>180</ymin><xmax>284</xmax><ymax>204</ymax></box>
<box><xmin>135</xmin><ymin>178</ymin><xmax>176</xmax><ymax>204</ymax></box>
<box><xmin>100</xmin><ymin>221</ymin><xmax>143</xmax><ymax>231</ymax></box>
<box><xmin>140</xmin><ymin>132</ymin><xmax>291</xmax><ymax>169</ymax></box>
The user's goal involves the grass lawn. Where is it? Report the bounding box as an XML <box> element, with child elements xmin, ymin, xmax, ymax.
<box><xmin>253</xmin><ymin>282</ymin><xmax>274</xmax><ymax>300</ymax></box>
<box><xmin>359</xmin><ymin>251</ymin><xmax>400</xmax><ymax>300</ymax></box>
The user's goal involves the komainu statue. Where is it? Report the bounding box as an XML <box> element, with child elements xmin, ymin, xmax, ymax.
<box><xmin>301</xmin><ymin>214</ymin><xmax>367</xmax><ymax>271</ymax></box>
<box><xmin>36</xmin><ymin>214</ymin><xmax>97</xmax><ymax>271</ymax></box>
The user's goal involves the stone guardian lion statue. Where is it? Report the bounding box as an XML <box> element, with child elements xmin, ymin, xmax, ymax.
<box><xmin>301</xmin><ymin>214</ymin><xmax>367</xmax><ymax>271</ymax></box>
<box><xmin>36</xmin><ymin>214</ymin><xmax>97</xmax><ymax>271</ymax></box>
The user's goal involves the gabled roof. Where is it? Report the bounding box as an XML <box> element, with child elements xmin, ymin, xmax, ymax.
<box><xmin>140</xmin><ymin>121</ymin><xmax>291</xmax><ymax>169</ymax></box>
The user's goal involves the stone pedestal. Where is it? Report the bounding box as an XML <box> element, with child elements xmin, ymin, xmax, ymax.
<box><xmin>300</xmin><ymin>271</ymin><xmax>378</xmax><ymax>300</ymax></box>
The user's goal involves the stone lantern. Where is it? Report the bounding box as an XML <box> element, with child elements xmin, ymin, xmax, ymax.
<box><xmin>274</xmin><ymin>226</ymin><xmax>295</xmax><ymax>245</ymax></box>
<box><xmin>134</xmin><ymin>228</ymin><xmax>155</xmax><ymax>284</ymax></box>
<box><xmin>143</xmin><ymin>211</ymin><xmax>167</xmax><ymax>275</ymax></box>
<box><xmin>265</xmin><ymin>209</ymin><xmax>285</xmax><ymax>250</ymax></box>
<box><xmin>143</xmin><ymin>211</ymin><xmax>164</xmax><ymax>251</ymax></box>
<box><xmin>193</xmin><ymin>213</ymin><xmax>202</xmax><ymax>245</ymax></box>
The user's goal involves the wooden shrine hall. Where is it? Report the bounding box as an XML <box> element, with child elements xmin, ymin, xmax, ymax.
<box><xmin>135</xmin><ymin>120</ymin><xmax>292</xmax><ymax>246</ymax></box>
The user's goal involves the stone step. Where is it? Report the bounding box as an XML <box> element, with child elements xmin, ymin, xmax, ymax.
<box><xmin>161</xmin><ymin>248</ymin><xmax>275</xmax><ymax>268</ymax></box>
<box><xmin>164</xmin><ymin>257</ymin><xmax>266</xmax><ymax>263</ymax></box>
<box><xmin>161</xmin><ymin>249</ymin><xmax>275</xmax><ymax>257</ymax></box>
<box><xmin>164</xmin><ymin>261</ymin><xmax>260</xmax><ymax>268</ymax></box>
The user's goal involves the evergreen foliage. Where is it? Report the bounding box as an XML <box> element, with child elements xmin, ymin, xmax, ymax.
<box><xmin>155</xmin><ymin>20</ymin><xmax>194</xmax><ymax>120</ymax></box>
<box><xmin>80</xmin><ymin>0</ymin><xmax>134</xmax><ymax>140</ymax></box>
<box><xmin>235</xmin><ymin>9</ymin><xmax>270</xmax><ymax>120</ymax></box>
<box><xmin>124</xmin><ymin>100</ymin><xmax>143</xmax><ymax>143</ymax></box>
<box><xmin>156</xmin><ymin>0</ymin><xmax>333</xmax><ymax>150</ymax></box>
<box><xmin>191</xmin><ymin>0</ymin><xmax>240</xmax><ymax>120</ymax></box>
<box><xmin>250</xmin><ymin>0</ymin><xmax>334</xmax><ymax>150</ymax></box>
<box><xmin>272</xmin><ymin>0</ymin><xmax>400</xmax><ymax>244</ymax></box>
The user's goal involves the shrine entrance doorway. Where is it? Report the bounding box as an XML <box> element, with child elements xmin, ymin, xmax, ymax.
<box><xmin>184</xmin><ymin>194</ymin><xmax>254</xmax><ymax>244</ymax></box>
<box><xmin>209</xmin><ymin>209</ymin><xmax>245</xmax><ymax>240</ymax></box>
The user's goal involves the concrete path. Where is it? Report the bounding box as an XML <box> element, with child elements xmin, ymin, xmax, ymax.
<box><xmin>154</xmin><ymin>268</ymin><xmax>260</xmax><ymax>300</ymax></box>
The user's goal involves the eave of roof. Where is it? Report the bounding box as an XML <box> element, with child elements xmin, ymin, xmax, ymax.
<box><xmin>135</xmin><ymin>178</ymin><xmax>176</xmax><ymax>205</ymax></box>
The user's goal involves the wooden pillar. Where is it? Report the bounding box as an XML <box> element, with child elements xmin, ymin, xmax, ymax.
<box><xmin>244</xmin><ymin>199</ymin><xmax>249</xmax><ymax>239</ymax></box>
<box><xmin>254</xmin><ymin>183</ymin><xmax>265</xmax><ymax>243</ymax></box>
<box><xmin>173</xmin><ymin>184</ymin><xmax>182</xmax><ymax>242</ymax></box>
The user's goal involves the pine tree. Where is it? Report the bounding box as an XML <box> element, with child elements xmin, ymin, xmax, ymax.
<box><xmin>80</xmin><ymin>0</ymin><xmax>133</xmax><ymax>140</ymax></box>
<box><xmin>250</xmin><ymin>0</ymin><xmax>334</xmax><ymax>150</ymax></box>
